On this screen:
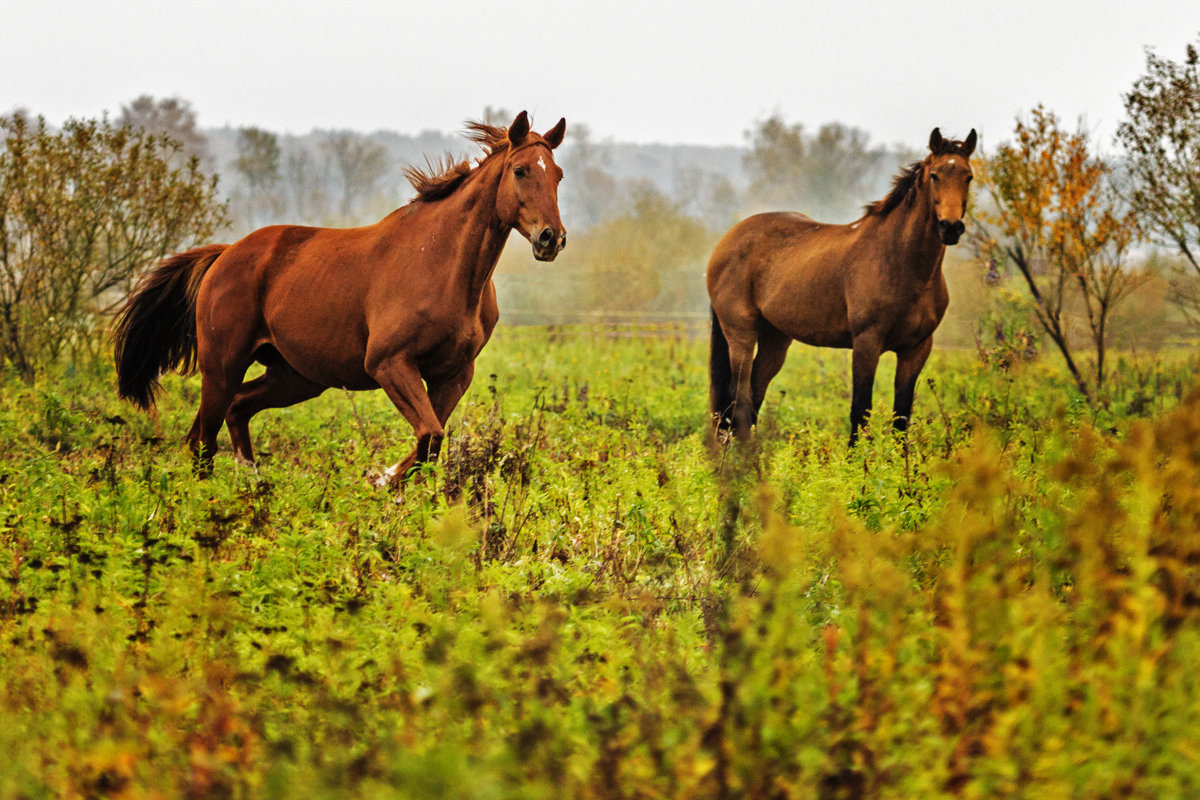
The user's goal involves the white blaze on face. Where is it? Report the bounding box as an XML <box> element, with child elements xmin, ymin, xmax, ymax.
<box><xmin>537</xmin><ymin>154</ymin><xmax>547</xmax><ymax>172</ymax></box>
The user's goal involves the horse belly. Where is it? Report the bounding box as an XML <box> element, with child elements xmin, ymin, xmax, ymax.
<box><xmin>794</xmin><ymin>327</ymin><xmax>854</xmax><ymax>349</ymax></box>
<box><xmin>273</xmin><ymin>339</ymin><xmax>376</xmax><ymax>389</ymax></box>
<box><xmin>262</xmin><ymin>312</ymin><xmax>374</xmax><ymax>390</ymax></box>
<box><xmin>758</xmin><ymin>268</ymin><xmax>852</xmax><ymax>348</ymax></box>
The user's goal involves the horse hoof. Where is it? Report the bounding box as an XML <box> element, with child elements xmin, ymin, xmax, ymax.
<box><xmin>369</xmin><ymin>463</ymin><xmax>403</xmax><ymax>489</ymax></box>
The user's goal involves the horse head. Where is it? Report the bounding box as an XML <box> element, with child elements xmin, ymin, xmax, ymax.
<box><xmin>497</xmin><ymin>111</ymin><xmax>567</xmax><ymax>261</ymax></box>
<box><xmin>925</xmin><ymin>127</ymin><xmax>976</xmax><ymax>245</ymax></box>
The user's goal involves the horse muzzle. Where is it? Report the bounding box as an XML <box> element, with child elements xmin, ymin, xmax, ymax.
<box><xmin>938</xmin><ymin>219</ymin><xmax>965</xmax><ymax>246</ymax></box>
<box><xmin>532</xmin><ymin>226</ymin><xmax>566</xmax><ymax>262</ymax></box>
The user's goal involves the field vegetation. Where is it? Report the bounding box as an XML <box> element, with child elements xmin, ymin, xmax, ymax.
<box><xmin>3</xmin><ymin>330</ymin><xmax>1200</xmax><ymax>798</ymax></box>
<box><xmin>4</xmin><ymin>32</ymin><xmax>1200</xmax><ymax>800</ymax></box>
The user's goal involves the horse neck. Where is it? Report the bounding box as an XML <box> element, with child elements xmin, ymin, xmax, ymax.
<box><xmin>413</xmin><ymin>158</ymin><xmax>511</xmax><ymax>307</ymax></box>
<box><xmin>873</xmin><ymin>179</ymin><xmax>945</xmax><ymax>282</ymax></box>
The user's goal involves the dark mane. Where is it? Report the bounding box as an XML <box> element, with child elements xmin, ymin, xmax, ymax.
<box><xmin>863</xmin><ymin>136</ymin><xmax>975</xmax><ymax>217</ymax></box>
<box><xmin>403</xmin><ymin>121</ymin><xmax>512</xmax><ymax>202</ymax></box>
<box><xmin>865</xmin><ymin>161</ymin><xmax>924</xmax><ymax>217</ymax></box>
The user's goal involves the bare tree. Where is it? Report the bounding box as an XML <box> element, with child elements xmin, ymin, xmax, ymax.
<box><xmin>233</xmin><ymin>127</ymin><xmax>283</xmax><ymax>228</ymax></box>
<box><xmin>744</xmin><ymin>115</ymin><xmax>898</xmax><ymax>221</ymax></box>
<box><xmin>282</xmin><ymin>146</ymin><xmax>331</xmax><ymax>223</ymax></box>
<box><xmin>1117</xmin><ymin>36</ymin><xmax>1200</xmax><ymax>323</ymax></box>
<box><xmin>557</xmin><ymin>122</ymin><xmax>622</xmax><ymax>229</ymax></box>
<box><xmin>673</xmin><ymin>165</ymin><xmax>740</xmax><ymax>230</ymax></box>
<box><xmin>117</xmin><ymin>95</ymin><xmax>211</xmax><ymax>169</ymax></box>
<box><xmin>320</xmin><ymin>132</ymin><xmax>390</xmax><ymax>222</ymax></box>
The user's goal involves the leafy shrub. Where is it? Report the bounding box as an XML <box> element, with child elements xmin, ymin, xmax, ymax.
<box><xmin>0</xmin><ymin>112</ymin><xmax>227</xmax><ymax>376</ymax></box>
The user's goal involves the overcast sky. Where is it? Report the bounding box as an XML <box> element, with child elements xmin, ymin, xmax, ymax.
<box><xmin>7</xmin><ymin>1</ymin><xmax>1199</xmax><ymax>151</ymax></box>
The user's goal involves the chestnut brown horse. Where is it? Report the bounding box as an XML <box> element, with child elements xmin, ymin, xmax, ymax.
<box><xmin>114</xmin><ymin>111</ymin><xmax>566</xmax><ymax>483</ymax></box>
<box><xmin>708</xmin><ymin>127</ymin><xmax>976</xmax><ymax>447</ymax></box>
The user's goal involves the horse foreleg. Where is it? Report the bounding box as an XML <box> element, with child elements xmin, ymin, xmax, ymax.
<box><xmin>429</xmin><ymin>362</ymin><xmax>476</xmax><ymax>427</ymax></box>
<box><xmin>892</xmin><ymin>337</ymin><xmax>933</xmax><ymax>434</ymax></box>
<box><xmin>371</xmin><ymin>359</ymin><xmax>444</xmax><ymax>487</ymax></box>
<box><xmin>849</xmin><ymin>334</ymin><xmax>883</xmax><ymax>448</ymax></box>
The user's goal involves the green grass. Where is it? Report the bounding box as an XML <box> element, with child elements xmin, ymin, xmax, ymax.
<box><xmin>2</xmin><ymin>329</ymin><xmax>1199</xmax><ymax>798</ymax></box>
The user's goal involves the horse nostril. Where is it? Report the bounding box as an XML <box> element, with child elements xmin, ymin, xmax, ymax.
<box><xmin>537</xmin><ymin>227</ymin><xmax>555</xmax><ymax>247</ymax></box>
<box><xmin>559</xmin><ymin>233</ymin><xmax>567</xmax><ymax>250</ymax></box>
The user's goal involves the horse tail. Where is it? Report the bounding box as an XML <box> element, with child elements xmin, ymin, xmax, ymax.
<box><xmin>113</xmin><ymin>244</ymin><xmax>228</xmax><ymax>411</ymax></box>
<box><xmin>709</xmin><ymin>306</ymin><xmax>734</xmax><ymax>431</ymax></box>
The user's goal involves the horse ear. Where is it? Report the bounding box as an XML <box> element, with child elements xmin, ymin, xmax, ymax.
<box><xmin>509</xmin><ymin>111</ymin><xmax>530</xmax><ymax>146</ymax></box>
<box><xmin>929</xmin><ymin>128</ymin><xmax>944</xmax><ymax>153</ymax></box>
<box><xmin>963</xmin><ymin>128</ymin><xmax>977</xmax><ymax>156</ymax></box>
<box><xmin>543</xmin><ymin>118</ymin><xmax>566</xmax><ymax>149</ymax></box>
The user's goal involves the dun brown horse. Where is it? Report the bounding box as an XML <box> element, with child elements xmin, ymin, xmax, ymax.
<box><xmin>114</xmin><ymin>111</ymin><xmax>566</xmax><ymax>483</ymax></box>
<box><xmin>707</xmin><ymin>127</ymin><xmax>976</xmax><ymax>446</ymax></box>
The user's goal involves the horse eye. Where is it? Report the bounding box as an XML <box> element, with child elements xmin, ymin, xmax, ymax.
<box><xmin>931</xmin><ymin>173</ymin><xmax>940</xmax><ymax>182</ymax></box>
<box><xmin>966</xmin><ymin>174</ymin><xmax>973</xmax><ymax>183</ymax></box>
<box><xmin>514</xmin><ymin>166</ymin><xmax>527</xmax><ymax>179</ymax></box>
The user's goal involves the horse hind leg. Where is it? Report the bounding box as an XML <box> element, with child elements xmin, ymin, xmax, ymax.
<box><xmin>186</xmin><ymin>328</ymin><xmax>259</xmax><ymax>476</ymax></box>
<box><xmin>186</xmin><ymin>374</ymin><xmax>241</xmax><ymax>477</ymax></box>
<box><xmin>225</xmin><ymin>362</ymin><xmax>326</xmax><ymax>466</ymax></box>
<box><xmin>749</xmin><ymin>323</ymin><xmax>791</xmax><ymax>428</ymax></box>
<box><xmin>709</xmin><ymin>308</ymin><xmax>736</xmax><ymax>435</ymax></box>
<box><xmin>727</xmin><ymin>335</ymin><xmax>760</xmax><ymax>442</ymax></box>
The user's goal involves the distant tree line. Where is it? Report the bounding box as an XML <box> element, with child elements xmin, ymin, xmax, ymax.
<box><xmin>118</xmin><ymin>95</ymin><xmax>916</xmax><ymax>239</ymax></box>
<box><xmin>2</xmin><ymin>33</ymin><xmax>1199</xmax><ymax>379</ymax></box>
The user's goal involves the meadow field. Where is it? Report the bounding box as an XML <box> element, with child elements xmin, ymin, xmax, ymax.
<box><xmin>2</xmin><ymin>327</ymin><xmax>1199</xmax><ymax>798</ymax></box>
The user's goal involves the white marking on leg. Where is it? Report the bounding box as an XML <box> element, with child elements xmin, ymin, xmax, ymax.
<box><xmin>373</xmin><ymin>461</ymin><xmax>403</xmax><ymax>488</ymax></box>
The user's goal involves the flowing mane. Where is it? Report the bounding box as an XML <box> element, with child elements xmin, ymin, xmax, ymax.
<box><xmin>403</xmin><ymin>121</ymin><xmax>513</xmax><ymax>202</ymax></box>
<box><xmin>863</xmin><ymin>135</ymin><xmax>975</xmax><ymax>217</ymax></box>
<box><xmin>864</xmin><ymin>161</ymin><xmax>924</xmax><ymax>217</ymax></box>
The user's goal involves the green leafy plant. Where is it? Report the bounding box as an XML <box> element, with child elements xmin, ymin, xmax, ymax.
<box><xmin>1</xmin><ymin>332</ymin><xmax>1199</xmax><ymax>797</ymax></box>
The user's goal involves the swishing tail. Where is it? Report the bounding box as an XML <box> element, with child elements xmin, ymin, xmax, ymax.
<box><xmin>113</xmin><ymin>244</ymin><xmax>228</xmax><ymax>411</ymax></box>
<box><xmin>708</xmin><ymin>306</ymin><xmax>735</xmax><ymax>431</ymax></box>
